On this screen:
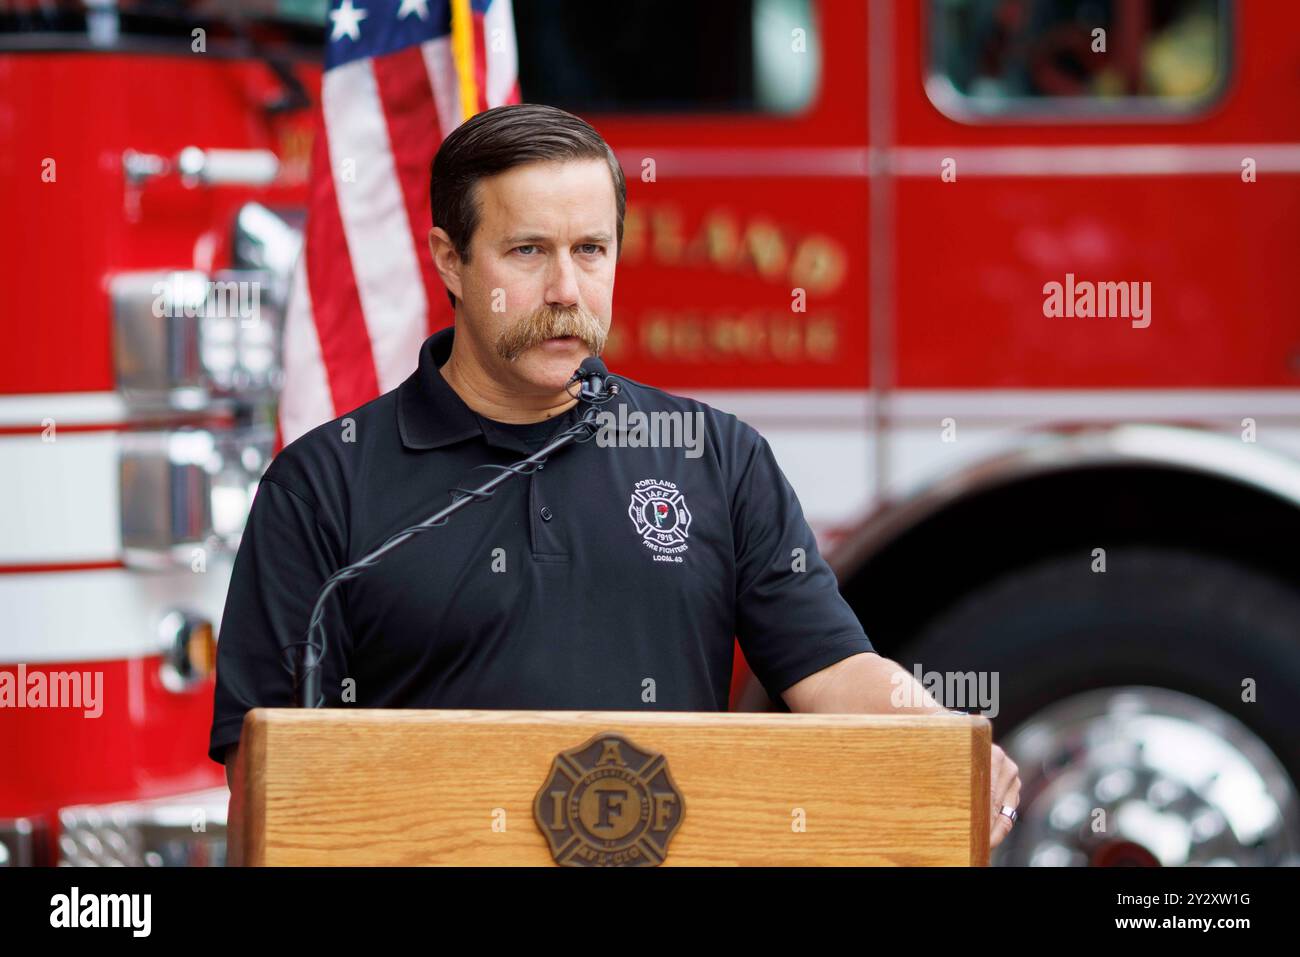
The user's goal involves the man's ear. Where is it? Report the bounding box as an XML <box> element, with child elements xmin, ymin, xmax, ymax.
<box><xmin>428</xmin><ymin>226</ymin><xmax>463</xmax><ymax>303</ymax></box>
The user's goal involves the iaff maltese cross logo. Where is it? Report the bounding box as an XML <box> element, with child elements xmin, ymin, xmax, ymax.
<box><xmin>628</xmin><ymin>479</ymin><xmax>691</xmax><ymax>562</ymax></box>
<box><xmin>533</xmin><ymin>731</ymin><xmax>685</xmax><ymax>867</ymax></box>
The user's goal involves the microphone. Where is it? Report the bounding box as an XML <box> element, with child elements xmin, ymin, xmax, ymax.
<box><xmin>568</xmin><ymin>355</ymin><xmax>620</xmax><ymax>403</ymax></box>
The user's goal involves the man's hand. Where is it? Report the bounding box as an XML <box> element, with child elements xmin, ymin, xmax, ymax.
<box><xmin>988</xmin><ymin>742</ymin><xmax>1020</xmax><ymax>850</ymax></box>
<box><xmin>783</xmin><ymin>652</ymin><xmax>1023</xmax><ymax>850</ymax></box>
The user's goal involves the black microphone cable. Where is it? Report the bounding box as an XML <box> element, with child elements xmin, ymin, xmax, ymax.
<box><xmin>285</xmin><ymin>364</ymin><xmax>621</xmax><ymax>708</ymax></box>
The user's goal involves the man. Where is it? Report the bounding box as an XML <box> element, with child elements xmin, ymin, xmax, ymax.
<box><xmin>209</xmin><ymin>103</ymin><xmax>1020</xmax><ymax>850</ymax></box>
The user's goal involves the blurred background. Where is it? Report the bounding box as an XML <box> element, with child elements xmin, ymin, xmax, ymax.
<box><xmin>2</xmin><ymin>0</ymin><xmax>1298</xmax><ymax>867</ymax></box>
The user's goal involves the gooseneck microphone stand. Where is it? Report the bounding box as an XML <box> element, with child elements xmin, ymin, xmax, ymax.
<box><xmin>287</xmin><ymin>358</ymin><xmax>620</xmax><ymax>708</ymax></box>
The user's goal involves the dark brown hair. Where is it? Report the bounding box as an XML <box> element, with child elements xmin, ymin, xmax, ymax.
<box><xmin>429</xmin><ymin>103</ymin><xmax>627</xmax><ymax>307</ymax></box>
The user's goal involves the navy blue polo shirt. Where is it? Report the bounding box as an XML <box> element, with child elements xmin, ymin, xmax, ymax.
<box><xmin>208</xmin><ymin>325</ymin><xmax>873</xmax><ymax>764</ymax></box>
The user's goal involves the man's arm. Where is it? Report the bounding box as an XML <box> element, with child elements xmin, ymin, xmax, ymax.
<box><xmin>225</xmin><ymin>743</ymin><xmax>243</xmax><ymax>866</ymax></box>
<box><xmin>207</xmin><ymin>472</ymin><xmax>350</xmax><ymax>770</ymax></box>
<box><xmin>782</xmin><ymin>652</ymin><xmax>944</xmax><ymax>715</ymax></box>
<box><xmin>782</xmin><ymin>652</ymin><xmax>1023</xmax><ymax>850</ymax></box>
<box><xmin>225</xmin><ymin>744</ymin><xmax>239</xmax><ymax>791</ymax></box>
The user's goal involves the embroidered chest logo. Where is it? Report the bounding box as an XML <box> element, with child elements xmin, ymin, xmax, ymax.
<box><xmin>628</xmin><ymin>479</ymin><xmax>691</xmax><ymax>562</ymax></box>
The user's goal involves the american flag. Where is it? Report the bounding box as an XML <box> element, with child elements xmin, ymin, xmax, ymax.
<box><xmin>279</xmin><ymin>0</ymin><xmax>520</xmax><ymax>449</ymax></box>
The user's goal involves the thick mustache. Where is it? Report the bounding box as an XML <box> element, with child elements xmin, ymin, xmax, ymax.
<box><xmin>535</xmin><ymin>310</ymin><xmax>591</xmax><ymax>339</ymax></box>
<box><xmin>496</xmin><ymin>306</ymin><xmax>605</xmax><ymax>360</ymax></box>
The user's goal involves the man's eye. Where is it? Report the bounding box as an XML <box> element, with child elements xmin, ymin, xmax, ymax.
<box><xmin>578</xmin><ymin>244</ymin><xmax>604</xmax><ymax>255</ymax></box>
<box><xmin>513</xmin><ymin>245</ymin><xmax>538</xmax><ymax>256</ymax></box>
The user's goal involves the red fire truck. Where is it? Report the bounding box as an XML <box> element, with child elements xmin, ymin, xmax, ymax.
<box><xmin>3</xmin><ymin>0</ymin><xmax>1298</xmax><ymax>867</ymax></box>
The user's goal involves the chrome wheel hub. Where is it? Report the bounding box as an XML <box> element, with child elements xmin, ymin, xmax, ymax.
<box><xmin>992</xmin><ymin>687</ymin><xmax>1300</xmax><ymax>866</ymax></box>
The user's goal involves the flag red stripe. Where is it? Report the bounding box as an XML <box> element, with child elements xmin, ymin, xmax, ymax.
<box><xmin>372</xmin><ymin>46</ymin><xmax>452</xmax><ymax>338</ymax></box>
<box><xmin>304</xmin><ymin>110</ymin><xmax>381</xmax><ymax>415</ymax></box>
<box><xmin>472</xmin><ymin>11</ymin><xmax>490</xmax><ymax>113</ymax></box>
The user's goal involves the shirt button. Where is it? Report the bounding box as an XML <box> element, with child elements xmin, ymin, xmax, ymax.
<box><xmin>540</xmin><ymin>506</ymin><xmax>554</xmax><ymax>522</ymax></box>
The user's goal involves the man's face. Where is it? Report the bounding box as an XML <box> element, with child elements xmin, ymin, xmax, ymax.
<box><xmin>441</xmin><ymin>158</ymin><xmax>617</xmax><ymax>394</ymax></box>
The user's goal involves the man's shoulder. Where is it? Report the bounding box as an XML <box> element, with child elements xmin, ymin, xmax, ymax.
<box><xmin>608</xmin><ymin>374</ymin><xmax>766</xmax><ymax>477</ymax></box>
<box><xmin>611</xmin><ymin>375</ymin><xmax>761</xmax><ymax>443</ymax></box>
<box><xmin>262</xmin><ymin>388</ymin><xmax>399</xmax><ymax>505</ymax></box>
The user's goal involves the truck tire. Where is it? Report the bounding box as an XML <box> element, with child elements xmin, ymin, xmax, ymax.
<box><xmin>902</xmin><ymin>546</ymin><xmax>1300</xmax><ymax>866</ymax></box>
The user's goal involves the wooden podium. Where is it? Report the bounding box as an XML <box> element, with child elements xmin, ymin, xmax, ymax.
<box><xmin>228</xmin><ymin>708</ymin><xmax>991</xmax><ymax>866</ymax></box>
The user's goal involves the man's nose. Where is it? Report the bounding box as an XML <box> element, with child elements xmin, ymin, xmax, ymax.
<box><xmin>544</xmin><ymin>251</ymin><xmax>580</xmax><ymax>308</ymax></box>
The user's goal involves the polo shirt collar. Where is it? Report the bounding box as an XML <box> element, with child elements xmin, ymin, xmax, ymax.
<box><xmin>396</xmin><ymin>325</ymin><xmax>585</xmax><ymax>454</ymax></box>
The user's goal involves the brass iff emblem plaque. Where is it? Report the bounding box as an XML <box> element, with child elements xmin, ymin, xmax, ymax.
<box><xmin>533</xmin><ymin>731</ymin><xmax>685</xmax><ymax>867</ymax></box>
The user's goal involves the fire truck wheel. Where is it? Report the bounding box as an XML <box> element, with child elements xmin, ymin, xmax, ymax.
<box><xmin>902</xmin><ymin>546</ymin><xmax>1300</xmax><ymax>867</ymax></box>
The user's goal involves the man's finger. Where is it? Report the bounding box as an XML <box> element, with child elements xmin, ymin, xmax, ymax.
<box><xmin>990</xmin><ymin>747</ymin><xmax>1019</xmax><ymax>796</ymax></box>
<box><xmin>989</xmin><ymin>799</ymin><xmax>1017</xmax><ymax>847</ymax></box>
<box><xmin>988</xmin><ymin>769</ymin><xmax>1022</xmax><ymax>849</ymax></box>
